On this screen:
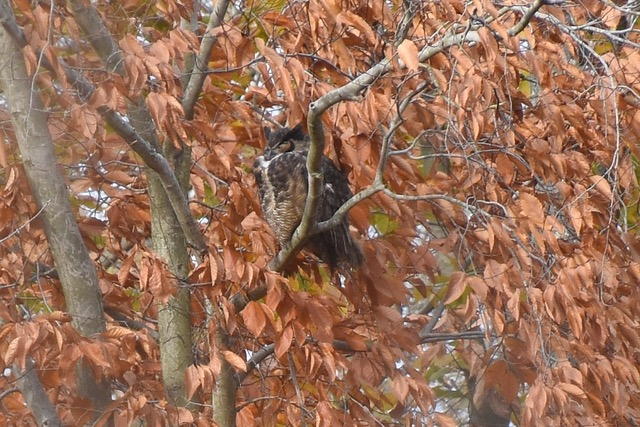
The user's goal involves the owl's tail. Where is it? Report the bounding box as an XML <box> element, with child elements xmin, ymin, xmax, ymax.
<box><xmin>309</xmin><ymin>220</ymin><xmax>363</xmax><ymax>271</ymax></box>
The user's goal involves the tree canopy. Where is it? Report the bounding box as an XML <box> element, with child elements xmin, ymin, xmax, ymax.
<box><xmin>0</xmin><ymin>0</ymin><xmax>639</xmax><ymax>425</ymax></box>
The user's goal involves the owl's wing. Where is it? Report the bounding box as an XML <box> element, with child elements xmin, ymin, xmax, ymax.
<box><xmin>318</xmin><ymin>156</ymin><xmax>353</xmax><ymax>221</ymax></box>
<box><xmin>305</xmin><ymin>156</ymin><xmax>363</xmax><ymax>270</ymax></box>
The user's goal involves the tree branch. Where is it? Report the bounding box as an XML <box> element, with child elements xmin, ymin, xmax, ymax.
<box><xmin>235</xmin><ymin>343</ymin><xmax>275</xmax><ymax>384</ymax></box>
<box><xmin>14</xmin><ymin>359</ymin><xmax>62</xmax><ymax>427</ymax></box>
<box><xmin>67</xmin><ymin>0</ymin><xmax>124</xmax><ymax>74</ymax></box>
<box><xmin>182</xmin><ymin>0</ymin><xmax>231</xmax><ymax>120</ymax></box>
<box><xmin>419</xmin><ymin>302</ymin><xmax>445</xmax><ymax>339</ymax></box>
<box><xmin>235</xmin><ymin>0</ymin><xmax>555</xmax><ymax>307</ymax></box>
<box><xmin>383</xmin><ymin>189</ymin><xmax>490</xmax><ymax>217</ymax></box>
<box><xmin>332</xmin><ymin>331</ymin><xmax>484</xmax><ymax>352</ymax></box>
<box><xmin>235</xmin><ymin>396</ymin><xmax>313</xmax><ymax>416</ymax></box>
<box><xmin>315</xmin><ymin>183</ymin><xmax>384</xmax><ymax>233</ymax></box>
<box><xmin>420</xmin><ymin>331</ymin><xmax>484</xmax><ymax>344</ymax></box>
<box><xmin>44</xmin><ymin>1</ymin><xmax>207</xmax><ymax>251</ymax></box>
<box><xmin>235</xmin><ymin>330</ymin><xmax>483</xmax><ymax>389</ymax></box>
<box><xmin>508</xmin><ymin>0</ymin><xmax>564</xmax><ymax>37</ymax></box>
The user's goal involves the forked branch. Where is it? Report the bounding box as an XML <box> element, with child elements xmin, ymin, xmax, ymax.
<box><xmin>58</xmin><ymin>0</ymin><xmax>207</xmax><ymax>251</ymax></box>
<box><xmin>239</xmin><ymin>0</ymin><xmax>557</xmax><ymax>305</ymax></box>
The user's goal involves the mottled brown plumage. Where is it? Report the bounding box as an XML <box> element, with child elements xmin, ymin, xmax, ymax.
<box><xmin>253</xmin><ymin>125</ymin><xmax>363</xmax><ymax>270</ymax></box>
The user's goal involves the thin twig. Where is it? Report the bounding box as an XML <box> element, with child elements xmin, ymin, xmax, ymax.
<box><xmin>0</xmin><ymin>202</ymin><xmax>48</xmax><ymax>245</ymax></box>
<box><xmin>288</xmin><ymin>353</ymin><xmax>306</xmax><ymax>425</ymax></box>
<box><xmin>508</xmin><ymin>0</ymin><xmax>548</xmax><ymax>36</ymax></box>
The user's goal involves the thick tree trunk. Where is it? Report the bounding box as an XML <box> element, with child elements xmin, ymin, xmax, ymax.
<box><xmin>65</xmin><ymin>0</ymin><xmax>197</xmax><ymax>406</ymax></box>
<box><xmin>127</xmin><ymin>101</ymin><xmax>195</xmax><ymax>407</ymax></box>
<box><xmin>0</xmin><ymin>15</ymin><xmax>111</xmax><ymax>413</ymax></box>
<box><xmin>149</xmin><ymin>168</ymin><xmax>194</xmax><ymax>406</ymax></box>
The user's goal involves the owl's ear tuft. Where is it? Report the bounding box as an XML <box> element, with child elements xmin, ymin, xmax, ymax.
<box><xmin>287</xmin><ymin>123</ymin><xmax>306</xmax><ymax>140</ymax></box>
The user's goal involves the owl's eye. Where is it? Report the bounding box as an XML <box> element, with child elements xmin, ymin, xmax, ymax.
<box><xmin>275</xmin><ymin>140</ymin><xmax>293</xmax><ymax>153</ymax></box>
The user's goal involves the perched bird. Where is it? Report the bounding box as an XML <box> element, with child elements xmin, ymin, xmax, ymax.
<box><xmin>253</xmin><ymin>124</ymin><xmax>363</xmax><ymax>270</ymax></box>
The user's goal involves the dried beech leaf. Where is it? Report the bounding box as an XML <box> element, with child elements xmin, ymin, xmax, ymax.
<box><xmin>443</xmin><ymin>271</ymin><xmax>466</xmax><ymax>304</ymax></box>
<box><xmin>222</xmin><ymin>350</ymin><xmax>247</xmax><ymax>372</ymax></box>
<box><xmin>275</xmin><ymin>325</ymin><xmax>294</xmax><ymax>359</ymax></box>
<box><xmin>397</xmin><ymin>39</ymin><xmax>420</xmax><ymax>72</ymax></box>
<box><xmin>241</xmin><ymin>301</ymin><xmax>267</xmax><ymax>337</ymax></box>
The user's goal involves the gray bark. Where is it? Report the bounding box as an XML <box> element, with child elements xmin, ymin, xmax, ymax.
<box><xmin>0</xmin><ymin>9</ymin><xmax>111</xmax><ymax>413</ymax></box>
<box><xmin>149</xmin><ymin>166</ymin><xmax>194</xmax><ymax>407</ymax></box>
<box><xmin>66</xmin><ymin>0</ymin><xmax>197</xmax><ymax>407</ymax></box>
<box><xmin>15</xmin><ymin>359</ymin><xmax>63</xmax><ymax>427</ymax></box>
<box><xmin>213</xmin><ymin>328</ymin><xmax>237</xmax><ymax>427</ymax></box>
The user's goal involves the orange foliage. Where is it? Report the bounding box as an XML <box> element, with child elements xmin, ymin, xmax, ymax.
<box><xmin>1</xmin><ymin>0</ymin><xmax>639</xmax><ymax>425</ymax></box>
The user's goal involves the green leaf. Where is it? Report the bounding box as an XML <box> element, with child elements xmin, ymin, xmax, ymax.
<box><xmin>371</xmin><ymin>212</ymin><xmax>398</xmax><ymax>236</ymax></box>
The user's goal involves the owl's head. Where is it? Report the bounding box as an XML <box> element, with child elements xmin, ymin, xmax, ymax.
<box><xmin>263</xmin><ymin>124</ymin><xmax>307</xmax><ymax>159</ymax></box>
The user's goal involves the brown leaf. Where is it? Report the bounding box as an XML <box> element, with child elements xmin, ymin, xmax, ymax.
<box><xmin>177</xmin><ymin>407</ymin><xmax>194</xmax><ymax>424</ymax></box>
<box><xmin>392</xmin><ymin>375</ymin><xmax>409</xmax><ymax>403</ymax></box>
<box><xmin>241</xmin><ymin>212</ymin><xmax>264</xmax><ymax>231</ymax></box>
<box><xmin>337</xmin><ymin>11</ymin><xmax>378</xmax><ymax>45</ymax></box>
<box><xmin>557</xmin><ymin>382</ymin><xmax>586</xmax><ymax>399</ymax></box>
<box><xmin>466</xmin><ymin>276</ymin><xmax>488</xmax><ymax>300</ymax></box>
<box><xmin>150</xmin><ymin>40</ymin><xmax>170</xmax><ymax>63</ymax></box>
<box><xmin>208</xmin><ymin>252</ymin><xmax>219</xmax><ymax>288</ymax></box>
<box><xmin>275</xmin><ymin>325</ymin><xmax>294</xmax><ymax>359</ymax></box>
<box><xmin>434</xmin><ymin>413</ymin><xmax>457</xmax><ymax>427</ymax></box>
<box><xmin>443</xmin><ymin>271</ymin><xmax>466</xmax><ymax>304</ymax></box>
<box><xmin>241</xmin><ymin>301</ymin><xmax>267</xmax><ymax>337</ymax></box>
<box><xmin>117</xmin><ymin>253</ymin><xmax>136</xmax><ymax>285</ymax></box>
<box><xmin>518</xmin><ymin>192</ymin><xmax>544</xmax><ymax>226</ymax></box>
<box><xmin>222</xmin><ymin>350</ymin><xmax>247</xmax><ymax>372</ymax></box>
<box><xmin>588</xmin><ymin>175</ymin><xmax>613</xmax><ymax>199</ymax></box>
<box><xmin>397</xmin><ymin>39</ymin><xmax>420</xmax><ymax>72</ymax></box>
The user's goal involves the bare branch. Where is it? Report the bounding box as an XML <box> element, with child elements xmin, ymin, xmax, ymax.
<box><xmin>315</xmin><ymin>183</ymin><xmax>384</xmax><ymax>234</ymax></box>
<box><xmin>333</xmin><ymin>331</ymin><xmax>484</xmax><ymax>352</ymax></box>
<box><xmin>235</xmin><ymin>396</ymin><xmax>313</xmax><ymax>416</ymax></box>
<box><xmin>508</xmin><ymin>0</ymin><xmax>548</xmax><ymax>36</ymax></box>
<box><xmin>419</xmin><ymin>302</ymin><xmax>445</xmax><ymax>339</ymax></box>
<box><xmin>418</xmin><ymin>31</ymin><xmax>481</xmax><ymax>62</ymax></box>
<box><xmin>97</xmin><ymin>108</ymin><xmax>206</xmax><ymax>250</ymax></box>
<box><xmin>67</xmin><ymin>0</ymin><xmax>124</xmax><ymax>74</ymax></box>
<box><xmin>420</xmin><ymin>331</ymin><xmax>484</xmax><ymax>344</ymax></box>
<box><xmin>288</xmin><ymin>353</ymin><xmax>305</xmax><ymax>418</ymax></box>
<box><xmin>383</xmin><ymin>188</ymin><xmax>490</xmax><ymax>217</ymax></box>
<box><xmin>376</xmin><ymin>80</ymin><xmax>430</xmax><ymax>183</ymax></box>
<box><xmin>182</xmin><ymin>0</ymin><xmax>231</xmax><ymax>120</ymax></box>
<box><xmin>395</xmin><ymin>0</ymin><xmax>419</xmax><ymax>45</ymax></box>
<box><xmin>236</xmin><ymin>343</ymin><xmax>275</xmax><ymax>384</ymax></box>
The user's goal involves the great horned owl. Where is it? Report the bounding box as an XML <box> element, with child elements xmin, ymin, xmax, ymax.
<box><xmin>253</xmin><ymin>124</ymin><xmax>363</xmax><ymax>270</ymax></box>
